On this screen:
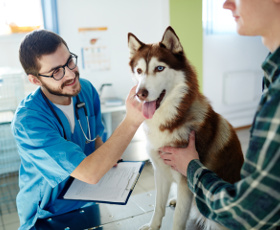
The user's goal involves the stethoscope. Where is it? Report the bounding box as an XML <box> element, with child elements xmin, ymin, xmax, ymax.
<box><xmin>40</xmin><ymin>88</ymin><xmax>97</xmax><ymax>143</ymax></box>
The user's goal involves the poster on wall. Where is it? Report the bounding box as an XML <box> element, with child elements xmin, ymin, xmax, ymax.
<box><xmin>78</xmin><ymin>27</ymin><xmax>110</xmax><ymax>71</ymax></box>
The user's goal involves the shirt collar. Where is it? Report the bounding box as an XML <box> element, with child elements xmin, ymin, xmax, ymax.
<box><xmin>262</xmin><ymin>46</ymin><xmax>280</xmax><ymax>88</ymax></box>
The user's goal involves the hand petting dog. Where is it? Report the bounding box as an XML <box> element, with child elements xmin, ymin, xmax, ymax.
<box><xmin>159</xmin><ymin>131</ymin><xmax>199</xmax><ymax>177</ymax></box>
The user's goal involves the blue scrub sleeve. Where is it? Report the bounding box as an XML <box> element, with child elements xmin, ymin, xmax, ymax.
<box><xmin>13</xmin><ymin>109</ymin><xmax>86</xmax><ymax>188</ymax></box>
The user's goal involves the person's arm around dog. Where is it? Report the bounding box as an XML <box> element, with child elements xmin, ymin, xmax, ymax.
<box><xmin>159</xmin><ymin>131</ymin><xmax>198</xmax><ymax>177</ymax></box>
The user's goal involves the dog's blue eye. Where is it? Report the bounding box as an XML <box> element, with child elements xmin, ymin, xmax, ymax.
<box><xmin>156</xmin><ymin>66</ymin><xmax>165</xmax><ymax>72</ymax></box>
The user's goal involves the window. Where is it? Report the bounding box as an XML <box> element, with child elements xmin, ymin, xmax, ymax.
<box><xmin>41</xmin><ymin>0</ymin><xmax>59</xmax><ymax>34</ymax></box>
<box><xmin>0</xmin><ymin>0</ymin><xmax>44</xmax><ymax>35</ymax></box>
<box><xmin>203</xmin><ymin>0</ymin><xmax>236</xmax><ymax>35</ymax></box>
<box><xmin>0</xmin><ymin>0</ymin><xmax>59</xmax><ymax>35</ymax></box>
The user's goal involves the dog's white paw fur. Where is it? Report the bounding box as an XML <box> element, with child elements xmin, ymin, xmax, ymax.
<box><xmin>139</xmin><ymin>224</ymin><xmax>159</xmax><ymax>230</ymax></box>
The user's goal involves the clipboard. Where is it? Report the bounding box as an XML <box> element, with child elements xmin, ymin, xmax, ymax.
<box><xmin>59</xmin><ymin>161</ymin><xmax>145</xmax><ymax>205</ymax></box>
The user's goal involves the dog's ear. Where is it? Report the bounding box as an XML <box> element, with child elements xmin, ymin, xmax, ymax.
<box><xmin>160</xmin><ymin>26</ymin><xmax>183</xmax><ymax>54</ymax></box>
<box><xmin>128</xmin><ymin>33</ymin><xmax>144</xmax><ymax>59</ymax></box>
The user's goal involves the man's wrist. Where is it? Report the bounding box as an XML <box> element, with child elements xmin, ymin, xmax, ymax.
<box><xmin>124</xmin><ymin>114</ymin><xmax>144</xmax><ymax>129</ymax></box>
<box><xmin>122</xmin><ymin>116</ymin><xmax>142</xmax><ymax>132</ymax></box>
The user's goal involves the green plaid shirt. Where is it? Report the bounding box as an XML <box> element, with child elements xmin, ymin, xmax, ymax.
<box><xmin>187</xmin><ymin>46</ymin><xmax>280</xmax><ymax>230</ymax></box>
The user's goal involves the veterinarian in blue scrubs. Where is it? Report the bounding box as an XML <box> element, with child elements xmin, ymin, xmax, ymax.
<box><xmin>12</xmin><ymin>30</ymin><xmax>146</xmax><ymax>230</ymax></box>
<box><xmin>160</xmin><ymin>0</ymin><xmax>280</xmax><ymax>229</ymax></box>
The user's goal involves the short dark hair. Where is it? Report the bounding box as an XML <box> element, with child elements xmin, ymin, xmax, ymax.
<box><xmin>19</xmin><ymin>29</ymin><xmax>69</xmax><ymax>76</ymax></box>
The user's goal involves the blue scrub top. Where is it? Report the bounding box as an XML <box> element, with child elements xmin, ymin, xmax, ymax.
<box><xmin>11</xmin><ymin>78</ymin><xmax>104</xmax><ymax>230</ymax></box>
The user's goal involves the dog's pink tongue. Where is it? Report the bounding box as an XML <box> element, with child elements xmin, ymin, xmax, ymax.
<box><xmin>143</xmin><ymin>101</ymin><xmax>156</xmax><ymax>119</ymax></box>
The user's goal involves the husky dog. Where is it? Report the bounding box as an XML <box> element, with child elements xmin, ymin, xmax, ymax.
<box><xmin>127</xmin><ymin>26</ymin><xmax>244</xmax><ymax>230</ymax></box>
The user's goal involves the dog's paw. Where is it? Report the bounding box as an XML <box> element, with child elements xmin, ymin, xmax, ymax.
<box><xmin>139</xmin><ymin>224</ymin><xmax>159</xmax><ymax>230</ymax></box>
<box><xmin>168</xmin><ymin>198</ymin><xmax>177</xmax><ymax>207</ymax></box>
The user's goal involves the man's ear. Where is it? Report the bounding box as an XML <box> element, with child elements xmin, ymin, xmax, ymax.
<box><xmin>28</xmin><ymin>74</ymin><xmax>42</xmax><ymax>86</ymax></box>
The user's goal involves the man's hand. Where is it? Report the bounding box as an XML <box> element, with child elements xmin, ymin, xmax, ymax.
<box><xmin>124</xmin><ymin>86</ymin><xmax>146</xmax><ymax>127</ymax></box>
<box><xmin>159</xmin><ymin>131</ymin><xmax>199</xmax><ymax>176</ymax></box>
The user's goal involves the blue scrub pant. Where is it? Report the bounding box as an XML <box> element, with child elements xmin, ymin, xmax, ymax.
<box><xmin>34</xmin><ymin>204</ymin><xmax>101</xmax><ymax>230</ymax></box>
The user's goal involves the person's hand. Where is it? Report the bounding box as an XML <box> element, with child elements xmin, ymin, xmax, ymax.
<box><xmin>125</xmin><ymin>86</ymin><xmax>146</xmax><ymax>127</ymax></box>
<box><xmin>159</xmin><ymin>131</ymin><xmax>199</xmax><ymax>176</ymax></box>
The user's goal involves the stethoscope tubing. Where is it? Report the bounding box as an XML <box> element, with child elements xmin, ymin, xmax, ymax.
<box><xmin>40</xmin><ymin>88</ymin><xmax>96</xmax><ymax>143</ymax></box>
<box><xmin>75</xmin><ymin>95</ymin><xmax>97</xmax><ymax>143</ymax></box>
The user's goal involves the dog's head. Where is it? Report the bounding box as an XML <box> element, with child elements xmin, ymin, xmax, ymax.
<box><xmin>128</xmin><ymin>26</ymin><xmax>198</xmax><ymax>119</ymax></box>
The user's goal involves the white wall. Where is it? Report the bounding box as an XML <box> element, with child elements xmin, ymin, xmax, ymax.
<box><xmin>203</xmin><ymin>34</ymin><xmax>268</xmax><ymax>127</ymax></box>
<box><xmin>0</xmin><ymin>34</ymin><xmax>24</xmax><ymax>70</ymax></box>
<box><xmin>57</xmin><ymin>0</ymin><xmax>170</xmax><ymax>100</ymax></box>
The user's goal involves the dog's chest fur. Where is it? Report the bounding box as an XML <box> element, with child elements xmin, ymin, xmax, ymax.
<box><xmin>144</xmin><ymin>119</ymin><xmax>191</xmax><ymax>150</ymax></box>
<box><xmin>143</xmin><ymin>95</ymin><xmax>209</xmax><ymax>149</ymax></box>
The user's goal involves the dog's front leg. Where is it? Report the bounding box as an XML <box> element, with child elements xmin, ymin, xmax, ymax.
<box><xmin>139</xmin><ymin>167</ymin><xmax>172</xmax><ymax>230</ymax></box>
<box><xmin>151</xmin><ymin>169</ymin><xmax>172</xmax><ymax>228</ymax></box>
<box><xmin>172</xmin><ymin>175</ymin><xmax>193</xmax><ymax>230</ymax></box>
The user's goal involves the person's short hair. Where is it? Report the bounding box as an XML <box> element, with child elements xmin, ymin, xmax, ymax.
<box><xmin>19</xmin><ymin>29</ymin><xmax>69</xmax><ymax>76</ymax></box>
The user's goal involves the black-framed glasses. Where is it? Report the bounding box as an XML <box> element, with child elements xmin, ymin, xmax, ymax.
<box><xmin>38</xmin><ymin>52</ymin><xmax>78</xmax><ymax>81</ymax></box>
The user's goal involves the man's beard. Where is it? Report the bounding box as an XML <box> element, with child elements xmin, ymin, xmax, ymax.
<box><xmin>41</xmin><ymin>71</ymin><xmax>81</xmax><ymax>97</ymax></box>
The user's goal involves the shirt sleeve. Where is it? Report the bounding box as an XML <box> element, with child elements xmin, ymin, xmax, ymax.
<box><xmin>188</xmin><ymin>157</ymin><xmax>280</xmax><ymax>229</ymax></box>
<box><xmin>12</xmin><ymin>108</ymin><xmax>86</xmax><ymax>188</ymax></box>
<box><xmin>187</xmin><ymin>88</ymin><xmax>280</xmax><ymax>229</ymax></box>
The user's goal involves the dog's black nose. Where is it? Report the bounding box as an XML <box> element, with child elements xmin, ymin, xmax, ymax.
<box><xmin>136</xmin><ymin>88</ymin><xmax>149</xmax><ymax>101</ymax></box>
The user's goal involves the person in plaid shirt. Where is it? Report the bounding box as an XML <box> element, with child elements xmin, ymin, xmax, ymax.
<box><xmin>159</xmin><ymin>0</ymin><xmax>280</xmax><ymax>229</ymax></box>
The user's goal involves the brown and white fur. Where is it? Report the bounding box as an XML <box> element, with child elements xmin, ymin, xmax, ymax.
<box><xmin>128</xmin><ymin>26</ymin><xmax>244</xmax><ymax>230</ymax></box>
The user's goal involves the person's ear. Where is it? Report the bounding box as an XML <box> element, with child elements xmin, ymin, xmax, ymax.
<box><xmin>28</xmin><ymin>74</ymin><xmax>42</xmax><ymax>86</ymax></box>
